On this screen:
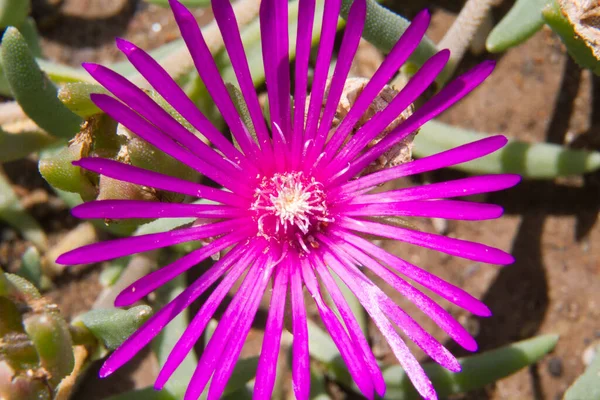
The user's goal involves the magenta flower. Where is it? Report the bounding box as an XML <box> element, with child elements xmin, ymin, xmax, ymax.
<box><xmin>58</xmin><ymin>0</ymin><xmax>519</xmax><ymax>398</ymax></box>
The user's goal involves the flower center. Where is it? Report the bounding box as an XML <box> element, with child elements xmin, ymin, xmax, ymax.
<box><xmin>251</xmin><ymin>172</ymin><xmax>331</xmax><ymax>251</ymax></box>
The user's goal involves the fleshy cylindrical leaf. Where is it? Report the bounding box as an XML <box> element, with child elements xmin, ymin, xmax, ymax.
<box><xmin>415</xmin><ymin>121</ymin><xmax>600</xmax><ymax>178</ymax></box>
<box><xmin>58</xmin><ymin>82</ymin><xmax>108</xmax><ymax>118</ymax></box>
<box><xmin>0</xmin><ymin>0</ymin><xmax>30</xmax><ymax>28</ymax></box>
<box><xmin>38</xmin><ymin>142</ymin><xmax>96</xmax><ymax>201</ymax></box>
<box><xmin>382</xmin><ymin>334</ymin><xmax>559</xmax><ymax>399</ymax></box>
<box><xmin>0</xmin><ymin>128</ymin><xmax>56</xmax><ymax>163</ymax></box>
<box><xmin>23</xmin><ymin>312</ymin><xmax>75</xmax><ymax>388</ymax></box>
<box><xmin>0</xmin><ymin>28</ymin><xmax>82</xmax><ymax>138</ymax></box>
<box><xmin>486</xmin><ymin>0</ymin><xmax>548</xmax><ymax>53</ymax></box>
<box><xmin>75</xmin><ymin>306</ymin><xmax>153</xmax><ymax>351</ymax></box>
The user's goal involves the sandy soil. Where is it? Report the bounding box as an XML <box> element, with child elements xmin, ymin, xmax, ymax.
<box><xmin>1</xmin><ymin>0</ymin><xmax>598</xmax><ymax>399</ymax></box>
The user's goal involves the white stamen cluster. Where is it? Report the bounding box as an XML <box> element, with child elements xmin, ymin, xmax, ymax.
<box><xmin>251</xmin><ymin>172</ymin><xmax>330</xmax><ymax>245</ymax></box>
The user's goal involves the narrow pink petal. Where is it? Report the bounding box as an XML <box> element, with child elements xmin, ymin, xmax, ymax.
<box><xmin>259</xmin><ymin>0</ymin><xmax>287</xmax><ymax>170</ymax></box>
<box><xmin>207</xmin><ymin>258</ymin><xmax>281</xmax><ymax>400</ymax></box>
<box><xmin>313</xmin><ymin>260</ymin><xmax>386</xmax><ymax>397</ymax></box>
<box><xmin>306</xmin><ymin>0</ymin><xmax>366</xmax><ymax>163</ymax></box>
<box><xmin>351</xmin><ymin>174</ymin><xmax>522</xmax><ymax>204</ymax></box>
<box><xmin>321</xmin><ymin>248</ymin><xmax>460</xmax><ymax>372</ymax></box>
<box><xmin>72</xmin><ymin>200</ymin><xmax>245</xmax><ymax>220</ymax></box>
<box><xmin>254</xmin><ymin>262</ymin><xmax>289</xmax><ymax>400</ymax></box>
<box><xmin>331</xmin><ymin>229</ymin><xmax>491</xmax><ymax>317</ymax></box>
<box><xmin>259</xmin><ymin>0</ymin><xmax>278</xmax><ymax>130</ymax></box>
<box><xmin>342</xmin><ymin>200</ymin><xmax>504</xmax><ymax>221</ymax></box>
<box><xmin>99</xmin><ymin>243</ymin><xmax>252</xmax><ymax>378</ymax></box>
<box><xmin>211</xmin><ymin>0</ymin><xmax>272</xmax><ymax>154</ymax></box>
<box><xmin>169</xmin><ymin>0</ymin><xmax>259</xmax><ymax>161</ymax></box>
<box><xmin>303</xmin><ymin>0</ymin><xmax>342</xmax><ymax>142</ymax></box>
<box><xmin>341</xmin><ymin>61</ymin><xmax>496</xmax><ymax>180</ymax></box>
<box><xmin>331</xmin><ymin>238</ymin><xmax>477</xmax><ymax>352</ymax></box>
<box><xmin>329</xmin><ymin>50</ymin><xmax>450</xmax><ymax>170</ymax></box>
<box><xmin>380</xmin><ymin>295</ymin><xmax>461</xmax><ymax>371</ymax></box>
<box><xmin>90</xmin><ymin>93</ymin><xmax>249</xmax><ymax>193</ymax></box>
<box><xmin>321</xmin><ymin>9</ymin><xmax>432</xmax><ymax>164</ymax></box>
<box><xmin>73</xmin><ymin>158</ymin><xmax>245</xmax><ymax>207</ymax></box>
<box><xmin>82</xmin><ymin>63</ymin><xmax>244</xmax><ymax>177</ymax></box>
<box><xmin>182</xmin><ymin>252</ymin><xmax>274</xmax><ymax>400</ymax></box>
<box><xmin>153</xmin><ymin>241</ymin><xmax>265</xmax><ymax>389</ymax></box>
<box><xmin>115</xmin><ymin>231</ymin><xmax>252</xmax><ymax>307</ymax></box>
<box><xmin>302</xmin><ymin>257</ymin><xmax>375</xmax><ymax>399</ymax></box>
<box><xmin>291</xmin><ymin>0</ymin><xmax>316</xmax><ymax>168</ymax></box>
<box><xmin>336</xmin><ymin>135</ymin><xmax>508</xmax><ymax>196</ymax></box>
<box><xmin>274</xmin><ymin>0</ymin><xmax>291</xmax><ymax>137</ymax></box>
<box><xmin>318</xmin><ymin>250</ymin><xmax>437</xmax><ymax>400</ymax></box>
<box><xmin>339</xmin><ymin>217</ymin><xmax>514</xmax><ymax>265</ymax></box>
<box><xmin>57</xmin><ymin>218</ymin><xmax>245</xmax><ymax>265</ymax></box>
<box><xmin>290</xmin><ymin>256</ymin><xmax>310</xmax><ymax>400</ymax></box>
<box><xmin>114</xmin><ymin>38</ymin><xmax>254</xmax><ymax>172</ymax></box>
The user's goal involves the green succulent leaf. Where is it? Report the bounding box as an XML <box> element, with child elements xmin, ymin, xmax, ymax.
<box><xmin>99</xmin><ymin>257</ymin><xmax>130</xmax><ymax>288</ymax></box>
<box><xmin>310</xmin><ymin>364</ymin><xmax>331</xmax><ymax>400</ymax></box>
<box><xmin>36</xmin><ymin>58</ymin><xmax>95</xmax><ymax>83</ymax></box>
<box><xmin>223</xmin><ymin>356</ymin><xmax>259</xmax><ymax>396</ymax></box>
<box><xmin>1</xmin><ymin>28</ymin><xmax>83</xmax><ymax>138</ymax></box>
<box><xmin>4</xmin><ymin>272</ymin><xmax>42</xmax><ymax>301</ymax></box>
<box><xmin>18</xmin><ymin>17</ymin><xmax>42</xmax><ymax>58</ymax></box>
<box><xmin>0</xmin><ymin>128</ymin><xmax>56</xmax><ymax>163</ymax></box>
<box><xmin>0</xmin><ymin>16</ymin><xmax>44</xmax><ymax>96</ymax></box>
<box><xmin>415</xmin><ymin>120</ymin><xmax>600</xmax><ymax>178</ymax></box>
<box><xmin>76</xmin><ymin>306</ymin><xmax>153</xmax><ymax>351</ymax></box>
<box><xmin>305</xmin><ymin>319</ymin><xmax>361</xmax><ymax>392</ymax></box>
<box><xmin>0</xmin><ymin>0</ymin><xmax>30</xmax><ymax>28</ymax></box>
<box><xmin>543</xmin><ymin>0</ymin><xmax>600</xmax><ymax>75</ymax></box>
<box><xmin>223</xmin><ymin>387</ymin><xmax>253</xmax><ymax>400</ymax></box>
<box><xmin>133</xmin><ymin>214</ymin><xmax>195</xmax><ymax>237</ymax></box>
<box><xmin>23</xmin><ymin>312</ymin><xmax>75</xmax><ymax>387</ymax></box>
<box><xmin>486</xmin><ymin>0</ymin><xmax>550</xmax><ymax>53</ymax></box>
<box><xmin>58</xmin><ymin>82</ymin><xmax>107</xmax><ymax>118</ymax></box>
<box><xmin>18</xmin><ymin>246</ymin><xmax>43</xmax><ymax>289</ymax></box>
<box><xmin>306</xmin><ymin>319</ymin><xmax>339</xmax><ymax>365</ymax></box>
<box><xmin>39</xmin><ymin>144</ymin><xmax>97</xmax><ymax>200</ymax></box>
<box><xmin>383</xmin><ymin>334</ymin><xmax>559</xmax><ymax>399</ymax></box>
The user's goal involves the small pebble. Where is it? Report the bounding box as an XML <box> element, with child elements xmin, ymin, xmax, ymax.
<box><xmin>582</xmin><ymin>341</ymin><xmax>600</xmax><ymax>366</ymax></box>
<box><xmin>547</xmin><ymin>357</ymin><xmax>563</xmax><ymax>377</ymax></box>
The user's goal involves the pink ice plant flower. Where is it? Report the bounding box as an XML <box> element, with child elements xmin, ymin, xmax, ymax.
<box><xmin>58</xmin><ymin>0</ymin><xmax>520</xmax><ymax>398</ymax></box>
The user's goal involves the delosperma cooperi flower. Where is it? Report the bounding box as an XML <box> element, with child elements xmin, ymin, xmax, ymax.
<box><xmin>57</xmin><ymin>0</ymin><xmax>520</xmax><ymax>398</ymax></box>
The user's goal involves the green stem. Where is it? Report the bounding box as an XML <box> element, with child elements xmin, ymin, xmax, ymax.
<box><xmin>415</xmin><ymin>121</ymin><xmax>600</xmax><ymax>178</ymax></box>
